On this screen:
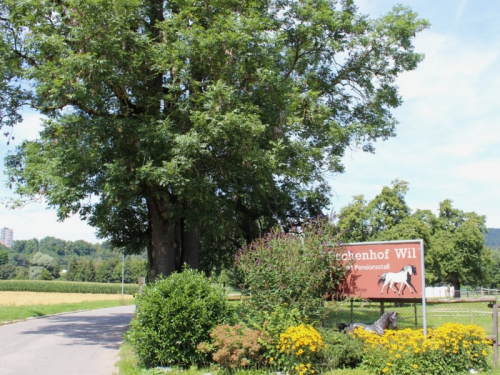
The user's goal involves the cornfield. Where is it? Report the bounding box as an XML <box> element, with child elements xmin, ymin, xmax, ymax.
<box><xmin>0</xmin><ymin>280</ymin><xmax>139</xmax><ymax>295</ymax></box>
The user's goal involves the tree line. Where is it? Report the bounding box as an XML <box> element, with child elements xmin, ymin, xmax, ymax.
<box><xmin>0</xmin><ymin>237</ymin><xmax>146</xmax><ymax>283</ymax></box>
<box><xmin>337</xmin><ymin>180</ymin><xmax>500</xmax><ymax>294</ymax></box>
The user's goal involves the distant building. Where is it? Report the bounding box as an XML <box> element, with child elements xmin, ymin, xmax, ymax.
<box><xmin>0</xmin><ymin>227</ymin><xmax>13</xmax><ymax>248</ymax></box>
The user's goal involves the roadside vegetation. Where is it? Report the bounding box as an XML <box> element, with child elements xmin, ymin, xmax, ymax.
<box><xmin>118</xmin><ymin>217</ymin><xmax>500</xmax><ymax>375</ymax></box>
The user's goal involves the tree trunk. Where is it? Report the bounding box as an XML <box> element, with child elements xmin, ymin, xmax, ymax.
<box><xmin>182</xmin><ymin>220</ymin><xmax>200</xmax><ymax>270</ymax></box>
<box><xmin>147</xmin><ymin>197</ymin><xmax>177</xmax><ymax>281</ymax></box>
<box><xmin>451</xmin><ymin>277</ymin><xmax>461</xmax><ymax>298</ymax></box>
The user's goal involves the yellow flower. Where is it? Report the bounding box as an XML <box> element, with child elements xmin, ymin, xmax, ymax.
<box><xmin>269</xmin><ymin>358</ymin><xmax>274</xmax><ymax>363</ymax></box>
<box><xmin>413</xmin><ymin>364</ymin><xmax>418</xmax><ymax>369</ymax></box>
<box><xmin>382</xmin><ymin>367</ymin><xmax>389</xmax><ymax>373</ymax></box>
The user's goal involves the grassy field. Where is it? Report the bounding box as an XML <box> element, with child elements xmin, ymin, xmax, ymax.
<box><xmin>0</xmin><ymin>291</ymin><xmax>135</xmax><ymax>324</ymax></box>
<box><xmin>323</xmin><ymin>300</ymin><xmax>499</xmax><ymax>336</ymax></box>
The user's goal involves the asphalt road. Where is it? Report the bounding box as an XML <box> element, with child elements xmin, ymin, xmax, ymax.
<box><xmin>0</xmin><ymin>305</ymin><xmax>136</xmax><ymax>375</ymax></box>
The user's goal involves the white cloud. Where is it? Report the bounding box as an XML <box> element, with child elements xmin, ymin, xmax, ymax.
<box><xmin>453</xmin><ymin>161</ymin><xmax>500</xmax><ymax>183</ymax></box>
<box><xmin>328</xmin><ymin>6</ymin><xmax>500</xmax><ymax>228</ymax></box>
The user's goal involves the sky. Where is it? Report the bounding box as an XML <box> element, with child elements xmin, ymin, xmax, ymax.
<box><xmin>1</xmin><ymin>0</ymin><xmax>500</xmax><ymax>244</ymax></box>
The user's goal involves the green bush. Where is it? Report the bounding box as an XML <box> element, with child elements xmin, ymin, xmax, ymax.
<box><xmin>317</xmin><ymin>328</ymin><xmax>364</xmax><ymax>370</ymax></box>
<box><xmin>235</xmin><ymin>216</ymin><xmax>347</xmax><ymax>321</ymax></box>
<box><xmin>245</xmin><ymin>305</ymin><xmax>303</xmax><ymax>354</ymax></box>
<box><xmin>128</xmin><ymin>268</ymin><xmax>231</xmax><ymax>368</ymax></box>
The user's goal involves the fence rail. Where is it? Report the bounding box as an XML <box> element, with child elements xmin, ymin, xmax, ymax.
<box><xmin>462</xmin><ymin>287</ymin><xmax>500</xmax><ymax>297</ymax></box>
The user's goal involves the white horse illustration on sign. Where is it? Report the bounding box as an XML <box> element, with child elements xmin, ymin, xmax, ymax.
<box><xmin>378</xmin><ymin>265</ymin><xmax>417</xmax><ymax>295</ymax></box>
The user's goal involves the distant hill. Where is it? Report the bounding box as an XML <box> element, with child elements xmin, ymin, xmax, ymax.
<box><xmin>486</xmin><ymin>228</ymin><xmax>500</xmax><ymax>250</ymax></box>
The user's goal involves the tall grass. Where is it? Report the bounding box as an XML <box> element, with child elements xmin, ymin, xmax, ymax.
<box><xmin>0</xmin><ymin>280</ymin><xmax>139</xmax><ymax>294</ymax></box>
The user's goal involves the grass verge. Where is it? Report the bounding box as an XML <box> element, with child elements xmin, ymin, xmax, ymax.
<box><xmin>0</xmin><ymin>298</ymin><xmax>133</xmax><ymax>324</ymax></box>
<box><xmin>115</xmin><ymin>339</ymin><xmax>141</xmax><ymax>375</ymax></box>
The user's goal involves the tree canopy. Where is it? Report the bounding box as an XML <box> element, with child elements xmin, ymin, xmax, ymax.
<box><xmin>338</xmin><ymin>180</ymin><xmax>489</xmax><ymax>294</ymax></box>
<box><xmin>1</xmin><ymin>0</ymin><xmax>429</xmax><ymax>278</ymax></box>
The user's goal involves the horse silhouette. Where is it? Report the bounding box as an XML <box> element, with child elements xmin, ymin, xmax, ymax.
<box><xmin>378</xmin><ymin>265</ymin><xmax>417</xmax><ymax>295</ymax></box>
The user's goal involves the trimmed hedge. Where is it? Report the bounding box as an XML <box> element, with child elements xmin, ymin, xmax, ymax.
<box><xmin>0</xmin><ymin>280</ymin><xmax>139</xmax><ymax>294</ymax></box>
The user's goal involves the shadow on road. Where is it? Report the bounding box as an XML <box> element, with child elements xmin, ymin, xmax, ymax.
<box><xmin>20</xmin><ymin>311</ymin><xmax>133</xmax><ymax>350</ymax></box>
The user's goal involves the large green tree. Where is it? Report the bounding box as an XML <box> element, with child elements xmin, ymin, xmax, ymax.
<box><xmin>1</xmin><ymin>0</ymin><xmax>428</xmax><ymax>279</ymax></box>
<box><xmin>428</xmin><ymin>200</ymin><xmax>488</xmax><ymax>295</ymax></box>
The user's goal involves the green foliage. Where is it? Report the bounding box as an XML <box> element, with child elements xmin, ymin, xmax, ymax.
<box><xmin>127</xmin><ymin>268</ymin><xmax>231</xmax><ymax>368</ymax></box>
<box><xmin>95</xmin><ymin>258</ymin><xmax>121</xmax><ymax>283</ymax></box>
<box><xmin>84</xmin><ymin>259</ymin><xmax>96</xmax><ymax>281</ymax></box>
<box><xmin>39</xmin><ymin>268</ymin><xmax>53</xmax><ymax>280</ymax></box>
<box><xmin>245</xmin><ymin>305</ymin><xmax>303</xmax><ymax>366</ymax></box>
<box><xmin>30</xmin><ymin>252</ymin><xmax>58</xmax><ymax>279</ymax></box>
<box><xmin>0</xmin><ymin>279</ymin><xmax>138</xmax><ymax>294</ymax></box>
<box><xmin>338</xmin><ymin>180</ymin><xmax>414</xmax><ymax>243</ymax></box>
<box><xmin>67</xmin><ymin>256</ymin><xmax>85</xmax><ymax>281</ymax></box>
<box><xmin>2</xmin><ymin>0</ymin><xmax>429</xmax><ymax>278</ymax></box>
<box><xmin>427</xmin><ymin>200</ymin><xmax>487</xmax><ymax>290</ymax></box>
<box><xmin>29</xmin><ymin>266</ymin><xmax>45</xmax><ymax>280</ymax></box>
<box><xmin>0</xmin><ymin>250</ymin><xmax>8</xmax><ymax>266</ymax></box>
<box><xmin>316</xmin><ymin>328</ymin><xmax>364</xmax><ymax>370</ymax></box>
<box><xmin>11</xmin><ymin>239</ymin><xmax>39</xmax><ymax>255</ymax></box>
<box><xmin>260</xmin><ymin>306</ymin><xmax>303</xmax><ymax>343</ymax></box>
<box><xmin>0</xmin><ymin>263</ymin><xmax>16</xmax><ymax>280</ymax></box>
<box><xmin>235</xmin><ymin>216</ymin><xmax>347</xmax><ymax>320</ymax></box>
<box><xmin>11</xmin><ymin>254</ymin><xmax>29</xmax><ymax>267</ymax></box>
<box><xmin>14</xmin><ymin>267</ymin><xmax>29</xmax><ymax>280</ymax></box>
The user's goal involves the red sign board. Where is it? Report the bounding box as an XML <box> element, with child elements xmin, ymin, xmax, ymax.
<box><xmin>338</xmin><ymin>240</ymin><xmax>425</xmax><ymax>300</ymax></box>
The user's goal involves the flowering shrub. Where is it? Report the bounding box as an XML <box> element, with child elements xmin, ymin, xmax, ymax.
<box><xmin>234</xmin><ymin>215</ymin><xmax>348</xmax><ymax>320</ymax></box>
<box><xmin>198</xmin><ymin>324</ymin><xmax>266</xmax><ymax>369</ymax></box>
<box><xmin>268</xmin><ymin>324</ymin><xmax>325</xmax><ymax>375</ymax></box>
<box><xmin>353</xmin><ymin>322</ymin><xmax>492</xmax><ymax>374</ymax></box>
